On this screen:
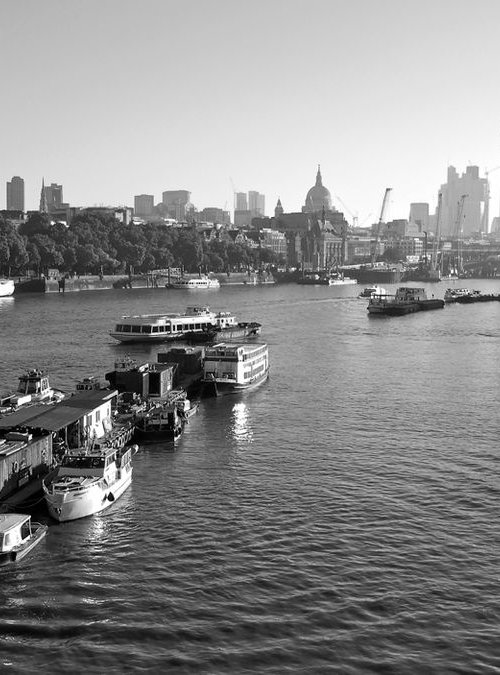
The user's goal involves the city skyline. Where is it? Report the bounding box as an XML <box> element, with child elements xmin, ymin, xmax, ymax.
<box><xmin>2</xmin><ymin>0</ymin><xmax>500</xmax><ymax>226</ymax></box>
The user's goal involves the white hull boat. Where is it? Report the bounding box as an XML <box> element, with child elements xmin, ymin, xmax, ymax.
<box><xmin>43</xmin><ymin>445</ymin><xmax>133</xmax><ymax>522</ymax></box>
<box><xmin>0</xmin><ymin>279</ymin><xmax>15</xmax><ymax>297</ymax></box>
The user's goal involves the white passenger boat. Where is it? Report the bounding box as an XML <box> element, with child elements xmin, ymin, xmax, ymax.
<box><xmin>110</xmin><ymin>306</ymin><xmax>246</xmax><ymax>344</ymax></box>
<box><xmin>0</xmin><ymin>514</ymin><xmax>48</xmax><ymax>564</ymax></box>
<box><xmin>168</xmin><ymin>275</ymin><xmax>220</xmax><ymax>289</ymax></box>
<box><xmin>0</xmin><ymin>279</ymin><xmax>15</xmax><ymax>297</ymax></box>
<box><xmin>0</xmin><ymin>369</ymin><xmax>65</xmax><ymax>412</ymax></box>
<box><xmin>202</xmin><ymin>343</ymin><xmax>269</xmax><ymax>396</ymax></box>
<box><xmin>43</xmin><ymin>445</ymin><xmax>133</xmax><ymax>522</ymax></box>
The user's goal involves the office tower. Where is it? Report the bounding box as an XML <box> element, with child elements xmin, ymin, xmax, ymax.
<box><xmin>134</xmin><ymin>194</ymin><xmax>154</xmax><ymax>218</ymax></box>
<box><xmin>235</xmin><ymin>192</ymin><xmax>248</xmax><ymax>210</ymax></box>
<box><xmin>162</xmin><ymin>190</ymin><xmax>191</xmax><ymax>220</ymax></box>
<box><xmin>6</xmin><ymin>176</ymin><xmax>24</xmax><ymax>211</ymax></box>
<box><xmin>409</xmin><ymin>203</ymin><xmax>429</xmax><ymax>231</ymax></box>
<box><xmin>437</xmin><ymin>166</ymin><xmax>487</xmax><ymax>235</ymax></box>
<box><xmin>248</xmin><ymin>191</ymin><xmax>265</xmax><ymax>216</ymax></box>
<box><xmin>41</xmin><ymin>182</ymin><xmax>64</xmax><ymax>212</ymax></box>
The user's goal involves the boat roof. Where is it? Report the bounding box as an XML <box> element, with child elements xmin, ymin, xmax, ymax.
<box><xmin>206</xmin><ymin>342</ymin><xmax>267</xmax><ymax>355</ymax></box>
<box><xmin>0</xmin><ymin>513</ymin><xmax>30</xmax><ymax>533</ymax></box>
<box><xmin>0</xmin><ymin>390</ymin><xmax>118</xmax><ymax>432</ymax></box>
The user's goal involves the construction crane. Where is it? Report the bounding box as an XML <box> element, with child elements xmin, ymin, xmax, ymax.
<box><xmin>371</xmin><ymin>187</ymin><xmax>392</xmax><ymax>266</ymax></box>
<box><xmin>334</xmin><ymin>195</ymin><xmax>358</xmax><ymax>229</ymax></box>
<box><xmin>454</xmin><ymin>194</ymin><xmax>467</xmax><ymax>276</ymax></box>
<box><xmin>429</xmin><ymin>192</ymin><xmax>442</xmax><ymax>280</ymax></box>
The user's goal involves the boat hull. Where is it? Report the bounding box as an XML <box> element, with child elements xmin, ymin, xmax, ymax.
<box><xmin>368</xmin><ymin>299</ymin><xmax>445</xmax><ymax>315</ymax></box>
<box><xmin>201</xmin><ymin>368</ymin><xmax>269</xmax><ymax>397</ymax></box>
<box><xmin>44</xmin><ymin>466</ymin><xmax>133</xmax><ymax>522</ymax></box>
<box><xmin>0</xmin><ymin>525</ymin><xmax>48</xmax><ymax>564</ymax></box>
<box><xmin>134</xmin><ymin>424</ymin><xmax>184</xmax><ymax>443</ymax></box>
<box><xmin>0</xmin><ymin>280</ymin><xmax>15</xmax><ymax>297</ymax></box>
<box><xmin>185</xmin><ymin>323</ymin><xmax>261</xmax><ymax>344</ymax></box>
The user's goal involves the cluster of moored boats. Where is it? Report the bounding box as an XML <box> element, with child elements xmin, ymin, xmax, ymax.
<box><xmin>443</xmin><ymin>288</ymin><xmax>500</xmax><ymax>304</ymax></box>
<box><xmin>359</xmin><ymin>285</ymin><xmax>500</xmax><ymax>316</ymax></box>
<box><xmin>0</xmin><ymin>310</ymin><xmax>270</xmax><ymax>559</ymax></box>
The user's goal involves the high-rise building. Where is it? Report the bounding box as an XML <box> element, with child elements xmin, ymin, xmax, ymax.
<box><xmin>248</xmin><ymin>191</ymin><xmax>265</xmax><ymax>216</ymax></box>
<box><xmin>409</xmin><ymin>203</ymin><xmax>429</xmax><ymax>231</ymax></box>
<box><xmin>42</xmin><ymin>182</ymin><xmax>64</xmax><ymax>212</ymax></box>
<box><xmin>134</xmin><ymin>194</ymin><xmax>154</xmax><ymax>218</ymax></box>
<box><xmin>235</xmin><ymin>192</ymin><xmax>248</xmax><ymax>210</ymax></box>
<box><xmin>6</xmin><ymin>176</ymin><xmax>24</xmax><ymax>211</ymax></box>
<box><xmin>162</xmin><ymin>190</ymin><xmax>191</xmax><ymax>220</ymax></box>
<box><xmin>437</xmin><ymin>166</ymin><xmax>488</xmax><ymax>236</ymax></box>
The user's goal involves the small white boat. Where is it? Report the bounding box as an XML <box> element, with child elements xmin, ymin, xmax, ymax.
<box><xmin>0</xmin><ymin>279</ymin><xmax>15</xmax><ymax>297</ymax></box>
<box><xmin>43</xmin><ymin>445</ymin><xmax>133</xmax><ymax>522</ymax></box>
<box><xmin>359</xmin><ymin>285</ymin><xmax>387</xmax><ymax>298</ymax></box>
<box><xmin>0</xmin><ymin>513</ymin><xmax>48</xmax><ymax>564</ymax></box>
<box><xmin>168</xmin><ymin>275</ymin><xmax>220</xmax><ymax>289</ymax></box>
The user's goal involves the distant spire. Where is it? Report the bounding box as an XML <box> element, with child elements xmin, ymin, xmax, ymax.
<box><xmin>39</xmin><ymin>177</ymin><xmax>48</xmax><ymax>213</ymax></box>
<box><xmin>274</xmin><ymin>197</ymin><xmax>284</xmax><ymax>217</ymax></box>
<box><xmin>316</xmin><ymin>164</ymin><xmax>323</xmax><ymax>186</ymax></box>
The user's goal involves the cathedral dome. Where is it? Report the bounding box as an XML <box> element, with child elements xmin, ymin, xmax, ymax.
<box><xmin>304</xmin><ymin>166</ymin><xmax>332</xmax><ymax>213</ymax></box>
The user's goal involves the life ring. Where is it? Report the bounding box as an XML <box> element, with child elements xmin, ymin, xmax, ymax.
<box><xmin>13</xmin><ymin>461</ymin><xmax>19</xmax><ymax>473</ymax></box>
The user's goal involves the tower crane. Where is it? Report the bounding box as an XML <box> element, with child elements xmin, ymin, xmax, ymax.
<box><xmin>371</xmin><ymin>188</ymin><xmax>392</xmax><ymax>266</ymax></box>
<box><xmin>429</xmin><ymin>192</ymin><xmax>442</xmax><ymax>280</ymax></box>
<box><xmin>454</xmin><ymin>194</ymin><xmax>467</xmax><ymax>276</ymax></box>
<box><xmin>334</xmin><ymin>195</ymin><xmax>358</xmax><ymax>229</ymax></box>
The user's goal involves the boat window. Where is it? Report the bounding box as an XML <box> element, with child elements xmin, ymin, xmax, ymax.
<box><xmin>152</xmin><ymin>326</ymin><xmax>159</xmax><ymax>333</ymax></box>
<box><xmin>122</xmin><ymin>325</ymin><xmax>132</xmax><ymax>332</ymax></box>
<box><xmin>61</xmin><ymin>456</ymin><xmax>105</xmax><ymax>469</ymax></box>
<box><xmin>115</xmin><ymin>324</ymin><xmax>123</xmax><ymax>332</ymax></box>
<box><xmin>21</xmin><ymin>522</ymin><xmax>31</xmax><ymax>539</ymax></box>
<box><xmin>141</xmin><ymin>326</ymin><xmax>152</xmax><ymax>333</ymax></box>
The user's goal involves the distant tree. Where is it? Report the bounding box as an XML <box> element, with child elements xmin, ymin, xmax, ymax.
<box><xmin>18</xmin><ymin>212</ymin><xmax>52</xmax><ymax>237</ymax></box>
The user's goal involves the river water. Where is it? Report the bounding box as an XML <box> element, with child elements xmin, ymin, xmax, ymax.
<box><xmin>0</xmin><ymin>281</ymin><xmax>499</xmax><ymax>674</ymax></box>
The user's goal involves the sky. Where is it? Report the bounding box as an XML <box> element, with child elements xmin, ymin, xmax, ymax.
<box><xmin>1</xmin><ymin>0</ymin><xmax>500</xmax><ymax>227</ymax></box>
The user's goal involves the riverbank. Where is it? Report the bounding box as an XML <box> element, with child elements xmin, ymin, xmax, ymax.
<box><xmin>14</xmin><ymin>270</ymin><xmax>276</xmax><ymax>293</ymax></box>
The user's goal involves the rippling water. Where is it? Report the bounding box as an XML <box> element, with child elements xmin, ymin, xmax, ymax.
<box><xmin>1</xmin><ymin>281</ymin><xmax>500</xmax><ymax>673</ymax></box>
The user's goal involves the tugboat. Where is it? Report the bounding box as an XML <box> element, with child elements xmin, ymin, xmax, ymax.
<box><xmin>368</xmin><ymin>287</ymin><xmax>445</xmax><ymax>316</ymax></box>
<box><xmin>134</xmin><ymin>390</ymin><xmax>192</xmax><ymax>443</ymax></box>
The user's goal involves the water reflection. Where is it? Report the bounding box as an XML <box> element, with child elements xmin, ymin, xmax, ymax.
<box><xmin>0</xmin><ymin>297</ymin><xmax>14</xmax><ymax>312</ymax></box>
<box><xmin>230</xmin><ymin>401</ymin><xmax>253</xmax><ymax>444</ymax></box>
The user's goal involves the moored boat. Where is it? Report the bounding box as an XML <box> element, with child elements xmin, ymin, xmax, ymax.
<box><xmin>0</xmin><ymin>369</ymin><xmax>65</xmax><ymax>413</ymax></box>
<box><xmin>43</xmin><ymin>444</ymin><xmax>133</xmax><ymax>522</ymax></box>
<box><xmin>184</xmin><ymin>319</ymin><xmax>261</xmax><ymax>343</ymax></box>
<box><xmin>0</xmin><ymin>513</ymin><xmax>48</xmax><ymax>564</ymax></box>
<box><xmin>134</xmin><ymin>389</ymin><xmax>189</xmax><ymax>443</ymax></box>
<box><xmin>368</xmin><ymin>287</ymin><xmax>445</xmax><ymax>316</ymax></box>
<box><xmin>201</xmin><ymin>343</ymin><xmax>269</xmax><ymax>396</ymax></box>
<box><xmin>359</xmin><ymin>285</ymin><xmax>387</xmax><ymax>298</ymax></box>
<box><xmin>0</xmin><ymin>279</ymin><xmax>15</xmax><ymax>297</ymax></box>
<box><xmin>167</xmin><ymin>275</ymin><xmax>220</xmax><ymax>290</ymax></box>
